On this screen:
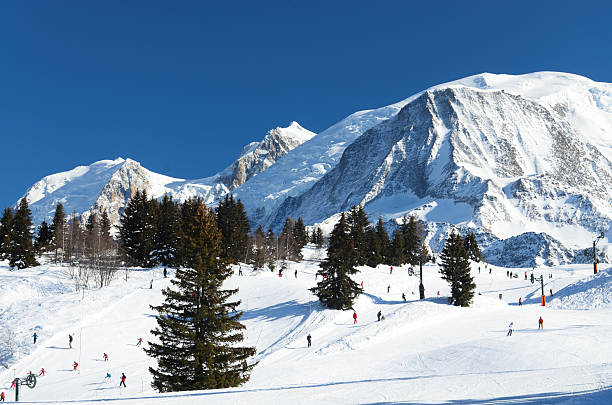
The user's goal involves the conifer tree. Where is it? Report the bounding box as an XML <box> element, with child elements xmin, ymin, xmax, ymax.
<box><xmin>463</xmin><ymin>232</ymin><xmax>482</xmax><ymax>262</ymax></box>
<box><xmin>293</xmin><ymin>217</ymin><xmax>307</xmax><ymax>252</ymax></box>
<box><xmin>9</xmin><ymin>198</ymin><xmax>38</xmax><ymax>269</ymax></box>
<box><xmin>375</xmin><ymin>217</ymin><xmax>391</xmax><ymax>265</ymax></box>
<box><xmin>348</xmin><ymin>205</ymin><xmax>370</xmax><ymax>265</ymax></box>
<box><xmin>152</xmin><ymin>195</ymin><xmax>183</xmax><ymax>269</ymax></box>
<box><xmin>0</xmin><ymin>207</ymin><xmax>14</xmax><ymax>260</ymax></box>
<box><xmin>265</xmin><ymin>228</ymin><xmax>277</xmax><ymax>271</ymax></box>
<box><xmin>312</xmin><ymin>226</ymin><xmax>324</xmax><ymax>249</ymax></box>
<box><xmin>146</xmin><ymin>197</ymin><xmax>255</xmax><ymax>392</ymax></box>
<box><xmin>311</xmin><ymin>213</ymin><xmax>361</xmax><ymax>310</ymax></box>
<box><xmin>35</xmin><ymin>220</ymin><xmax>54</xmax><ymax>255</ymax></box>
<box><xmin>215</xmin><ymin>195</ymin><xmax>250</xmax><ymax>264</ymax></box>
<box><xmin>51</xmin><ymin>203</ymin><xmax>66</xmax><ymax>263</ymax></box>
<box><xmin>99</xmin><ymin>211</ymin><xmax>113</xmax><ymax>251</ymax></box>
<box><xmin>439</xmin><ymin>232</ymin><xmax>475</xmax><ymax>307</ymax></box>
<box><xmin>391</xmin><ymin>230</ymin><xmax>405</xmax><ymax>266</ymax></box>
<box><xmin>252</xmin><ymin>225</ymin><xmax>266</xmax><ymax>269</ymax></box>
<box><xmin>403</xmin><ymin>215</ymin><xmax>423</xmax><ymax>266</ymax></box>
<box><xmin>119</xmin><ymin>190</ymin><xmax>156</xmax><ymax>267</ymax></box>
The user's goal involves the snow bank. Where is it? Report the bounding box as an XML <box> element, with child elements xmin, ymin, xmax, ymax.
<box><xmin>550</xmin><ymin>267</ymin><xmax>612</xmax><ymax>310</ymax></box>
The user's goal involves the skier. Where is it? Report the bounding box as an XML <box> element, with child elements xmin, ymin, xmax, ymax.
<box><xmin>150</xmin><ymin>279</ymin><xmax>153</xmax><ymax>289</ymax></box>
<box><xmin>507</xmin><ymin>322</ymin><xmax>514</xmax><ymax>336</ymax></box>
<box><xmin>506</xmin><ymin>270</ymin><xmax>509</xmax><ymax>277</ymax></box>
<box><xmin>0</xmin><ymin>391</ymin><xmax>4</xmax><ymax>402</ymax></box>
<box><xmin>103</xmin><ymin>352</ymin><xmax>109</xmax><ymax>362</ymax></box>
<box><xmin>538</xmin><ymin>316</ymin><xmax>544</xmax><ymax>329</ymax></box>
<box><xmin>387</xmin><ymin>285</ymin><xmax>390</xmax><ymax>293</ymax></box>
<box><xmin>10</xmin><ymin>379</ymin><xmax>16</xmax><ymax>389</ymax></box>
<box><xmin>437</xmin><ymin>291</ymin><xmax>440</xmax><ymax>296</ymax></box>
<box><xmin>550</xmin><ymin>288</ymin><xmax>553</xmax><ymax>297</ymax></box>
<box><xmin>32</xmin><ymin>332</ymin><xmax>38</xmax><ymax>344</ymax></box>
<box><xmin>361</xmin><ymin>281</ymin><xmax>364</xmax><ymax>289</ymax></box>
<box><xmin>478</xmin><ymin>266</ymin><xmax>480</xmax><ymax>274</ymax></box>
<box><xmin>531</xmin><ymin>273</ymin><xmax>534</xmax><ymax>284</ymax></box>
<box><xmin>39</xmin><ymin>367</ymin><xmax>45</xmax><ymax>376</ymax></box>
<box><xmin>120</xmin><ymin>373</ymin><xmax>127</xmax><ymax>388</ymax></box>
<box><xmin>402</xmin><ymin>293</ymin><xmax>406</xmax><ymax>302</ymax></box>
<box><xmin>525</xmin><ymin>272</ymin><xmax>527</xmax><ymax>280</ymax></box>
<box><xmin>518</xmin><ymin>297</ymin><xmax>522</xmax><ymax>306</ymax></box>
<box><xmin>73</xmin><ymin>361</ymin><xmax>79</xmax><ymax>371</ymax></box>
<box><xmin>489</xmin><ymin>267</ymin><xmax>492</xmax><ymax>275</ymax></box>
<box><xmin>307</xmin><ymin>333</ymin><xmax>312</xmax><ymax>347</ymax></box>
<box><xmin>238</xmin><ymin>267</ymin><xmax>243</xmax><ymax>276</ymax></box>
<box><xmin>295</xmin><ymin>269</ymin><xmax>298</xmax><ymax>278</ymax></box>
<box><xmin>136</xmin><ymin>337</ymin><xmax>143</xmax><ymax>346</ymax></box>
<box><xmin>390</xmin><ymin>266</ymin><xmax>393</xmax><ymax>274</ymax></box>
<box><xmin>104</xmin><ymin>371</ymin><xmax>111</xmax><ymax>383</ymax></box>
<box><xmin>163</xmin><ymin>268</ymin><xmax>167</xmax><ymax>278</ymax></box>
<box><xmin>353</xmin><ymin>311</ymin><xmax>357</xmax><ymax>324</ymax></box>
<box><xmin>69</xmin><ymin>334</ymin><xmax>73</xmax><ymax>349</ymax></box>
<box><xmin>377</xmin><ymin>311</ymin><xmax>382</xmax><ymax>322</ymax></box>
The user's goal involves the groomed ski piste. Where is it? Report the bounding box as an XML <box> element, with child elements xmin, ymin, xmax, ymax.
<box><xmin>2</xmin><ymin>246</ymin><xmax>612</xmax><ymax>404</ymax></box>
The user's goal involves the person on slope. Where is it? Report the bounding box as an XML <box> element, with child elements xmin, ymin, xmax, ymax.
<box><xmin>104</xmin><ymin>371</ymin><xmax>111</xmax><ymax>383</ymax></box>
<box><xmin>518</xmin><ymin>297</ymin><xmax>522</xmax><ymax>306</ymax></box>
<box><xmin>550</xmin><ymin>288</ymin><xmax>553</xmax><ymax>297</ymax></box>
<box><xmin>0</xmin><ymin>391</ymin><xmax>4</xmax><ymax>401</ymax></box>
<box><xmin>163</xmin><ymin>268</ymin><xmax>167</xmax><ymax>278</ymax></box>
<box><xmin>120</xmin><ymin>373</ymin><xmax>127</xmax><ymax>388</ymax></box>
<box><xmin>150</xmin><ymin>279</ymin><xmax>153</xmax><ymax>289</ymax></box>
<box><xmin>103</xmin><ymin>353</ymin><xmax>109</xmax><ymax>362</ymax></box>
<box><xmin>538</xmin><ymin>317</ymin><xmax>544</xmax><ymax>329</ymax></box>
<box><xmin>68</xmin><ymin>334</ymin><xmax>73</xmax><ymax>349</ymax></box>
<box><xmin>377</xmin><ymin>311</ymin><xmax>382</xmax><ymax>322</ymax></box>
<box><xmin>507</xmin><ymin>322</ymin><xmax>514</xmax><ymax>336</ymax></box>
<box><xmin>295</xmin><ymin>269</ymin><xmax>298</xmax><ymax>278</ymax></box>
<box><xmin>353</xmin><ymin>311</ymin><xmax>358</xmax><ymax>324</ymax></box>
<box><xmin>10</xmin><ymin>379</ymin><xmax>16</xmax><ymax>389</ymax></box>
<box><xmin>402</xmin><ymin>293</ymin><xmax>406</xmax><ymax>302</ymax></box>
<box><xmin>73</xmin><ymin>361</ymin><xmax>79</xmax><ymax>371</ymax></box>
<box><xmin>390</xmin><ymin>266</ymin><xmax>393</xmax><ymax>274</ymax></box>
<box><xmin>360</xmin><ymin>281</ymin><xmax>364</xmax><ymax>289</ymax></box>
<box><xmin>136</xmin><ymin>337</ymin><xmax>143</xmax><ymax>346</ymax></box>
<box><xmin>39</xmin><ymin>368</ymin><xmax>45</xmax><ymax>376</ymax></box>
<box><xmin>32</xmin><ymin>332</ymin><xmax>38</xmax><ymax>344</ymax></box>
<box><xmin>387</xmin><ymin>285</ymin><xmax>390</xmax><ymax>293</ymax></box>
<box><xmin>307</xmin><ymin>334</ymin><xmax>312</xmax><ymax>347</ymax></box>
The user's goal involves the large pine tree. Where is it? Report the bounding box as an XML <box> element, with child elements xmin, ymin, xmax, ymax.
<box><xmin>9</xmin><ymin>198</ymin><xmax>38</xmax><ymax>269</ymax></box>
<box><xmin>50</xmin><ymin>203</ymin><xmax>66</xmax><ymax>263</ymax></box>
<box><xmin>311</xmin><ymin>213</ymin><xmax>361</xmax><ymax>310</ymax></box>
<box><xmin>439</xmin><ymin>232</ymin><xmax>475</xmax><ymax>307</ymax></box>
<box><xmin>215</xmin><ymin>195</ymin><xmax>250</xmax><ymax>264</ymax></box>
<box><xmin>0</xmin><ymin>207</ymin><xmax>13</xmax><ymax>260</ymax></box>
<box><xmin>152</xmin><ymin>194</ymin><xmax>183</xmax><ymax>269</ymax></box>
<box><xmin>146</xmin><ymin>198</ymin><xmax>255</xmax><ymax>392</ymax></box>
<box><xmin>463</xmin><ymin>232</ymin><xmax>482</xmax><ymax>262</ymax></box>
<box><xmin>348</xmin><ymin>205</ymin><xmax>370</xmax><ymax>265</ymax></box>
<box><xmin>119</xmin><ymin>190</ymin><xmax>156</xmax><ymax>267</ymax></box>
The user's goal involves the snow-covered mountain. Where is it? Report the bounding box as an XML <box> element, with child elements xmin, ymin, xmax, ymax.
<box><xmin>18</xmin><ymin>72</ymin><xmax>612</xmax><ymax>266</ymax></box>
<box><xmin>22</xmin><ymin>122</ymin><xmax>315</xmax><ymax>226</ymax></box>
<box><xmin>269</xmin><ymin>72</ymin><xmax>612</xmax><ymax>266</ymax></box>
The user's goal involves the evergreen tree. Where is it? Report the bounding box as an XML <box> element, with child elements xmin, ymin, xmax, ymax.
<box><xmin>99</xmin><ymin>211</ymin><xmax>113</xmax><ymax>252</ymax></box>
<box><xmin>403</xmin><ymin>215</ymin><xmax>423</xmax><ymax>266</ymax></box>
<box><xmin>391</xmin><ymin>230</ymin><xmax>405</xmax><ymax>266</ymax></box>
<box><xmin>365</xmin><ymin>227</ymin><xmax>382</xmax><ymax>267</ymax></box>
<box><xmin>252</xmin><ymin>225</ymin><xmax>266</xmax><ymax>269</ymax></box>
<box><xmin>9</xmin><ymin>198</ymin><xmax>38</xmax><ymax>269</ymax></box>
<box><xmin>375</xmin><ymin>217</ymin><xmax>391</xmax><ymax>265</ymax></box>
<box><xmin>50</xmin><ymin>203</ymin><xmax>66</xmax><ymax>263</ymax></box>
<box><xmin>312</xmin><ymin>226</ymin><xmax>324</xmax><ymax>249</ymax></box>
<box><xmin>463</xmin><ymin>232</ymin><xmax>482</xmax><ymax>262</ymax></box>
<box><xmin>0</xmin><ymin>207</ymin><xmax>14</xmax><ymax>260</ymax></box>
<box><xmin>152</xmin><ymin>195</ymin><xmax>183</xmax><ymax>269</ymax></box>
<box><xmin>293</xmin><ymin>217</ymin><xmax>307</xmax><ymax>252</ymax></box>
<box><xmin>279</xmin><ymin>217</ymin><xmax>301</xmax><ymax>261</ymax></box>
<box><xmin>439</xmin><ymin>232</ymin><xmax>475</xmax><ymax>307</ymax></box>
<box><xmin>35</xmin><ymin>220</ymin><xmax>54</xmax><ymax>255</ymax></box>
<box><xmin>265</xmin><ymin>228</ymin><xmax>277</xmax><ymax>271</ymax></box>
<box><xmin>348</xmin><ymin>205</ymin><xmax>370</xmax><ymax>265</ymax></box>
<box><xmin>119</xmin><ymin>190</ymin><xmax>156</xmax><ymax>267</ymax></box>
<box><xmin>215</xmin><ymin>195</ymin><xmax>250</xmax><ymax>264</ymax></box>
<box><xmin>146</xmin><ymin>198</ymin><xmax>255</xmax><ymax>392</ymax></box>
<box><xmin>311</xmin><ymin>213</ymin><xmax>361</xmax><ymax>310</ymax></box>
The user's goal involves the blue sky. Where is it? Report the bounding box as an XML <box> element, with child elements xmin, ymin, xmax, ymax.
<box><xmin>1</xmin><ymin>0</ymin><xmax>611</xmax><ymax>209</ymax></box>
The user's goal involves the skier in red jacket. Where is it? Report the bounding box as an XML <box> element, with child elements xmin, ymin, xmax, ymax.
<box><xmin>1</xmin><ymin>391</ymin><xmax>5</xmax><ymax>401</ymax></box>
<box><xmin>353</xmin><ymin>311</ymin><xmax>357</xmax><ymax>324</ymax></box>
<box><xmin>538</xmin><ymin>317</ymin><xmax>544</xmax><ymax>329</ymax></box>
<box><xmin>73</xmin><ymin>361</ymin><xmax>79</xmax><ymax>371</ymax></box>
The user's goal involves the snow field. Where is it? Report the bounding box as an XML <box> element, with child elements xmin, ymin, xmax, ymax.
<box><xmin>2</xmin><ymin>247</ymin><xmax>612</xmax><ymax>404</ymax></box>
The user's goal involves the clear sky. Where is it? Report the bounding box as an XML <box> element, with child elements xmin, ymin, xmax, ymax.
<box><xmin>1</xmin><ymin>0</ymin><xmax>611</xmax><ymax>209</ymax></box>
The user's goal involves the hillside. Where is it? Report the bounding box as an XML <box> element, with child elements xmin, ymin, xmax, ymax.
<box><xmin>2</xmin><ymin>248</ymin><xmax>612</xmax><ymax>404</ymax></box>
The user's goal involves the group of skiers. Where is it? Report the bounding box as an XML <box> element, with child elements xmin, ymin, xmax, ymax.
<box><xmin>507</xmin><ymin>317</ymin><xmax>544</xmax><ymax>336</ymax></box>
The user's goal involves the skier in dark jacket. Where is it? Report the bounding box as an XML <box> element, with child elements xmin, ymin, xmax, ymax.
<box><xmin>120</xmin><ymin>373</ymin><xmax>127</xmax><ymax>387</ymax></box>
<box><xmin>33</xmin><ymin>332</ymin><xmax>38</xmax><ymax>344</ymax></box>
<box><xmin>377</xmin><ymin>311</ymin><xmax>382</xmax><ymax>322</ymax></box>
<box><xmin>307</xmin><ymin>334</ymin><xmax>311</xmax><ymax>347</ymax></box>
<box><xmin>402</xmin><ymin>293</ymin><xmax>406</xmax><ymax>302</ymax></box>
<box><xmin>69</xmin><ymin>334</ymin><xmax>73</xmax><ymax>349</ymax></box>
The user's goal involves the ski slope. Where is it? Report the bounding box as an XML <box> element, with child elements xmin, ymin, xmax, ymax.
<box><xmin>2</xmin><ymin>248</ymin><xmax>612</xmax><ymax>404</ymax></box>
